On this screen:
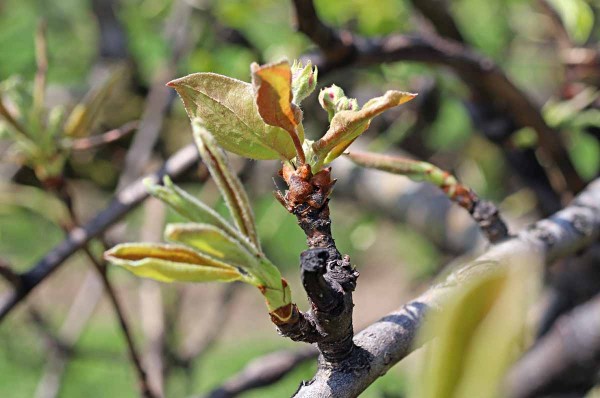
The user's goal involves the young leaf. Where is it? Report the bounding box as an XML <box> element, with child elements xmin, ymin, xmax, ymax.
<box><xmin>145</xmin><ymin>176</ymin><xmax>242</xmax><ymax>239</ymax></box>
<box><xmin>346</xmin><ymin>151</ymin><xmax>477</xmax><ymax>210</ymax></box>
<box><xmin>251</xmin><ymin>60</ymin><xmax>305</xmax><ymax>163</ymax></box>
<box><xmin>104</xmin><ymin>243</ymin><xmax>243</xmax><ymax>283</ymax></box>
<box><xmin>251</xmin><ymin>60</ymin><xmax>298</xmax><ymax>136</ymax></box>
<box><xmin>165</xmin><ymin>223</ymin><xmax>258</xmax><ymax>268</ymax></box>
<box><xmin>313</xmin><ymin>90</ymin><xmax>416</xmax><ymax>167</ymax></box>
<box><xmin>413</xmin><ymin>255</ymin><xmax>541</xmax><ymax>398</ymax></box>
<box><xmin>193</xmin><ymin>120</ymin><xmax>261</xmax><ymax>250</ymax></box>
<box><xmin>167</xmin><ymin>73</ymin><xmax>296</xmax><ymax>160</ymax></box>
<box><xmin>291</xmin><ymin>60</ymin><xmax>318</xmax><ymax>105</ymax></box>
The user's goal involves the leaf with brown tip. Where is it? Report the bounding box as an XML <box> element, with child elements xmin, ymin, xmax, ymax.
<box><xmin>104</xmin><ymin>243</ymin><xmax>244</xmax><ymax>283</ymax></box>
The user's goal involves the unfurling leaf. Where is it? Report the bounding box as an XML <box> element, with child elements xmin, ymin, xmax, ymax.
<box><xmin>145</xmin><ymin>176</ymin><xmax>244</xmax><ymax>242</ymax></box>
<box><xmin>291</xmin><ymin>60</ymin><xmax>318</xmax><ymax>105</ymax></box>
<box><xmin>104</xmin><ymin>243</ymin><xmax>244</xmax><ymax>283</ymax></box>
<box><xmin>251</xmin><ymin>60</ymin><xmax>305</xmax><ymax>163</ymax></box>
<box><xmin>168</xmin><ymin>73</ymin><xmax>296</xmax><ymax>160</ymax></box>
<box><xmin>63</xmin><ymin>67</ymin><xmax>124</xmax><ymax>138</ymax></box>
<box><xmin>251</xmin><ymin>60</ymin><xmax>298</xmax><ymax>135</ymax></box>
<box><xmin>165</xmin><ymin>223</ymin><xmax>258</xmax><ymax>267</ymax></box>
<box><xmin>412</xmin><ymin>254</ymin><xmax>541</xmax><ymax>398</ymax></box>
<box><xmin>313</xmin><ymin>90</ymin><xmax>416</xmax><ymax>168</ymax></box>
<box><xmin>346</xmin><ymin>151</ymin><xmax>477</xmax><ymax>210</ymax></box>
<box><xmin>193</xmin><ymin>120</ymin><xmax>261</xmax><ymax>250</ymax></box>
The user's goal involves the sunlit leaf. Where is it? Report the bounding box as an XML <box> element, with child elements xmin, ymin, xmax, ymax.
<box><xmin>193</xmin><ymin>120</ymin><xmax>261</xmax><ymax>250</ymax></box>
<box><xmin>104</xmin><ymin>243</ymin><xmax>243</xmax><ymax>283</ymax></box>
<box><xmin>313</xmin><ymin>90</ymin><xmax>416</xmax><ymax>167</ymax></box>
<box><xmin>165</xmin><ymin>223</ymin><xmax>258</xmax><ymax>267</ymax></box>
<box><xmin>168</xmin><ymin>72</ymin><xmax>296</xmax><ymax>160</ymax></box>
<box><xmin>251</xmin><ymin>60</ymin><xmax>298</xmax><ymax>136</ymax></box>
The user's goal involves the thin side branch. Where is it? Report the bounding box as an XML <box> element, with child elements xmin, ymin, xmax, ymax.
<box><xmin>0</xmin><ymin>144</ymin><xmax>199</xmax><ymax>322</ymax></box>
<box><xmin>203</xmin><ymin>347</ymin><xmax>318</xmax><ymax>398</ymax></box>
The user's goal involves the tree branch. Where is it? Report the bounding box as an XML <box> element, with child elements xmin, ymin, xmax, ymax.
<box><xmin>293</xmin><ymin>177</ymin><xmax>600</xmax><ymax>397</ymax></box>
<box><xmin>203</xmin><ymin>347</ymin><xmax>318</xmax><ymax>398</ymax></box>
<box><xmin>0</xmin><ymin>144</ymin><xmax>199</xmax><ymax>322</ymax></box>
<box><xmin>293</xmin><ymin>0</ymin><xmax>583</xmax><ymax>204</ymax></box>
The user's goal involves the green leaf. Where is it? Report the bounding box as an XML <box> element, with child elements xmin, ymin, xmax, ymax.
<box><xmin>104</xmin><ymin>243</ymin><xmax>243</xmax><ymax>283</ymax></box>
<box><xmin>548</xmin><ymin>0</ymin><xmax>594</xmax><ymax>44</ymax></box>
<box><xmin>412</xmin><ymin>256</ymin><xmax>541</xmax><ymax>398</ymax></box>
<box><xmin>313</xmin><ymin>90</ymin><xmax>416</xmax><ymax>167</ymax></box>
<box><xmin>193</xmin><ymin>121</ymin><xmax>261</xmax><ymax>250</ymax></box>
<box><xmin>168</xmin><ymin>72</ymin><xmax>296</xmax><ymax>160</ymax></box>
<box><xmin>291</xmin><ymin>60</ymin><xmax>318</xmax><ymax>105</ymax></box>
<box><xmin>145</xmin><ymin>176</ymin><xmax>237</xmax><ymax>234</ymax></box>
<box><xmin>63</xmin><ymin>67</ymin><xmax>124</xmax><ymax>138</ymax></box>
<box><xmin>165</xmin><ymin>223</ymin><xmax>258</xmax><ymax>268</ymax></box>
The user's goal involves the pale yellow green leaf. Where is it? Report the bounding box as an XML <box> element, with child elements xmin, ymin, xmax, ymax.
<box><xmin>104</xmin><ymin>243</ymin><xmax>242</xmax><ymax>283</ymax></box>
<box><xmin>168</xmin><ymin>73</ymin><xmax>296</xmax><ymax>160</ymax></box>
<box><xmin>165</xmin><ymin>223</ymin><xmax>258</xmax><ymax>268</ymax></box>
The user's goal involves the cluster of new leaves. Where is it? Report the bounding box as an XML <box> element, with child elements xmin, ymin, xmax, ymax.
<box><xmin>105</xmin><ymin>59</ymin><xmax>416</xmax><ymax>324</ymax></box>
<box><xmin>167</xmin><ymin>59</ymin><xmax>416</xmax><ymax>171</ymax></box>
<box><xmin>105</xmin><ymin>122</ymin><xmax>292</xmax><ymax>322</ymax></box>
<box><xmin>0</xmin><ymin>70</ymin><xmax>123</xmax><ymax>182</ymax></box>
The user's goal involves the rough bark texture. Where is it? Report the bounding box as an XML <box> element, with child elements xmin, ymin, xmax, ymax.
<box><xmin>293</xmin><ymin>177</ymin><xmax>600</xmax><ymax>397</ymax></box>
<box><xmin>275</xmin><ymin>166</ymin><xmax>360</xmax><ymax>365</ymax></box>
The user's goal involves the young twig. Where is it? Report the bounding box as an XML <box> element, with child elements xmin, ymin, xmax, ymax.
<box><xmin>346</xmin><ymin>151</ymin><xmax>510</xmax><ymax>243</ymax></box>
<box><xmin>203</xmin><ymin>346</ymin><xmax>318</xmax><ymax>398</ymax></box>
<box><xmin>68</xmin><ymin>121</ymin><xmax>138</xmax><ymax>151</ymax></box>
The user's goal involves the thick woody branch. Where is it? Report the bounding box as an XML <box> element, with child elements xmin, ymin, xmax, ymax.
<box><xmin>294</xmin><ymin>177</ymin><xmax>600</xmax><ymax>397</ymax></box>
<box><xmin>275</xmin><ymin>166</ymin><xmax>359</xmax><ymax>364</ymax></box>
<box><xmin>0</xmin><ymin>144</ymin><xmax>199</xmax><ymax>322</ymax></box>
<box><xmin>505</xmin><ymin>293</ymin><xmax>600</xmax><ymax>398</ymax></box>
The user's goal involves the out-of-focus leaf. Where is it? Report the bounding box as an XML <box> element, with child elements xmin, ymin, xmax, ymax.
<box><xmin>193</xmin><ymin>121</ymin><xmax>261</xmax><ymax>250</ymax></box>
<box><xmin>63</xmin><ymin>67</ymin><xmax>124</xmax><ymax>138</ymax></box>
<box><xmin>548</xmin><ymin>0</ymin><xmax>594</xmax><ymax>44</ymax></box>
<box><xmin>412</xmin><ymin>254</ymin><xmax>541</xmax><ymax>398</ymax></box>
<box><xmin>313</xmin><ymin>90</ymin><xmax>416</xmax><ymax>168</ymax></box>
<box><xmin>0</xmin><ymin>182</ymin><xmax>70</xmax><ymax>226</ymax></box>
<box><xmin>165</xmin><ymin>223</ymin><xmax>258</xmax><ymax>267</ymax></box>
<box><xmin>104</xmin><ymin>243</ymin><xmax>243</xmax><ymax>283</ymax></box>
<box><xmin>251</xmin><ymin>60</ymin><xmax>298</xmax><ymax>136</ymax></box>
<box><xmin>569</xmin><ymin>130</ymin><xmax>600</xmax><ymax>180</ymax></box>
<box><xmin>543</xmin><ymin>88</ymin><xmax>599</xmax><ymax>127</ymax></box>
<box><xmin>291</xmin><ymin>60</ymin><xmax>318</xmax><ymax>105</ymax></box>
<box><xmin>168</xmin><ymin>72</ymin><xmax>296</xmax><ymax>160</ymax></box>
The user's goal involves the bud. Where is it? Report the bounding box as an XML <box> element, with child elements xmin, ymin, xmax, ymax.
<box><xmin>291</xmin><ymin>60</ymin><xmax>318</xmax><ymax>105</ymax></box>
<box><xmin>318</xmin><ymin>84</ymin><xmax>347</xmax><ymax>121</ymax></box>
